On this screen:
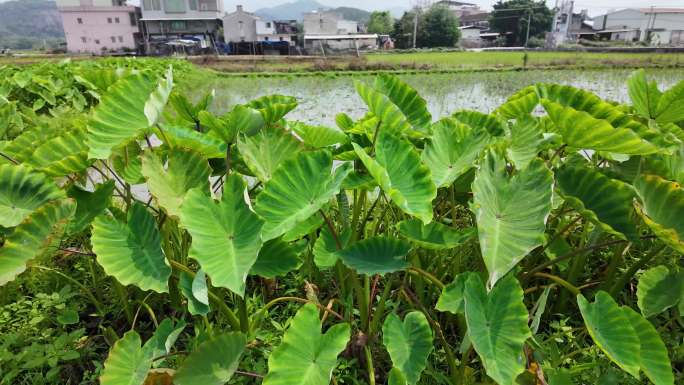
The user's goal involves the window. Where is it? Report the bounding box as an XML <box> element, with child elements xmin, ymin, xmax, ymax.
<box><xmin>279</xmin><ymin>36</ymin><xmax>284</xmax><ymax>41</ymax></box>
<box><xmin>118</xmin><ymin>36</ymin><xmax>123</xmax><ymax>42</ymax></box>
<box><xmin>189</xmin><ymin>0</ymin><xmax>197</xmax><ymax>10</ymax></box>
<box><xmin>164</xmin><ymin>0</ymin><xmax>186</xmax><ymax>13</ymax></box>
<box><xmin>198</xmin><ymin>0</ymin><xmax>217</xmax><ymax>11</ymax></box>
<box><xmin>81</xmin><ymin>37</ymin><xmax>87</xmax><ymax>43</ymax></box>
<box><xmin>170</xmin><ymin>20</ymin><xmax>186</xmax><ymax>30</ymax></box>
<box><xmin>95</xmin><ymin>39</ymin><xmax>100</xmax><ymax>44</ymax></box>
<box><xmin>77</xmin><ymin>17</ymin><xmax>83</xmax><ymax>24</ymax></box>
<box><xmin>115</xmin><ymin>17</ymin><xmax>120</xmax><ymax>23</ymax></box>
<box><xmin>111</xmin><ymin>36</ymin><xmax>116</xmax><ymax>43</ymax></box>
<box><xmin>264</xmin><ymin>36</ymin><xmax>269</xmax><ymax>41</ymax></box>
<box><xmin>129</xmin><ymin>12</ymin><xmax>136</xmax><ymax>25</ymax></box>
<box><xmin>143</xmin><ymin>0</ymin><xmax>161</xmax><ymax>10</ymax></box>
<box><xmin>266</xmin><ymin>22</ymin><xmax>271</xmax><ymax>28</ymax></box>
<box><xmin>107</xmin><ymin>17</ymin><xmax>112</xmax><ymax>23</ymax></box>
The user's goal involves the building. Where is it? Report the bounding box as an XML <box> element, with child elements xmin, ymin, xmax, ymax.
<box><xmin>223</xmin><ymin>6</ymin><xmax>298</xmax><ymax>45</ymax></box>
<box><xmin>140</xmin><ymin>0</ymin><xmax>224</xmax><ymax>52</ymax></box>
<box><xmin>460</xmin><ymin>12</ymin><xmax>490</xmax><ymax>29</ymax></box>
<box><xmin>548</xmin><ymin>1</ymin><xmax>592</xmax><ymax>46</ymax></box>
<box><xmin>56</xmin><ymin>0</ymin><xmax>141</xmax><ymax>54</ymax></box>
<box><xmin>435</xmin><ymin>1</ymin><xmax>482</xmax><ymax>18</ymax></box>
<box><xmin>592</xmin><ymin>8</ymin><xmax>684</xmax><ymax>44</ymax></box>
<box><xmin>303</xmin><ymin>11</ymin><xmax>359</xmax><ymax>35</ymax></box>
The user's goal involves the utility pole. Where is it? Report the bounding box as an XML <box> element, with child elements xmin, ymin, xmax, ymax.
<box><xmin>412</xmin><ymin>11</ymin><xmax>418</xmax><ymax>48</ymax></box>
<box><xmin>524</xmin><ymin>8</ymin><xmax>532</xmax><ymax>47</ymax></box>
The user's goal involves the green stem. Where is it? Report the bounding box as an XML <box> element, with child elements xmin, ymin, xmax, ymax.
<box><xmin>237</xmin><ymin>297</ymin><xmax>249</xmax><ymax>333</ymax></box>
<box><xmin>599</xmin><ymin>243</ymin><xmax>630</xmax><ymax>292</ymax></box>
<box><xmin>113</xmin><ymin>280</ymin><xmax>133</xmax><ymax>325</ymax></box>
<box><xmin>368</xmin><ymin>277</ymin><xmax>393</xmax><ymax>337</ymax></box>
<box><xmin>407</xmin><ymin>266</ymin><xmax>445</xmax><ymax>289</ymax></box>
<box><xmin>532</xmin><ymin>272</ymin><xmax>580</xmax><ymax>296</ymax></box>
<box><xmin>609</xmin><ymin>244</ymin><xmax>666</xmax><ymax>297</ymax></box>
<box><xmin>251</xmin><ymin>296</ymin><xmax>344</xmax><ymax>333</ymax></box>
<box><xmin>364</xmin><ymin>345</ymin><xmax>376</xmax><ymax>385</ymax></box>
<box><xmin>351</xmin><ymin>273</ymin><xmax>369</xmax><ymax>332</ymax></box>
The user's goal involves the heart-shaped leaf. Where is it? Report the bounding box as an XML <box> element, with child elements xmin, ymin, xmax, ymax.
<box><xmin>634</xmin><ymin>174</ymin><xmax>684</xmax><ymax>254</ymax></box>
<box><xmin>174</xmin><ymin>332</ymin><xmax>246</xmax><ymax>385</ymax></box>
<box><xmin>0</xmin><ymin>163</ymin><xmax>65</xmax><ymax>227</ymax></box>
<box><xmin>622</xmin><ymin>306</ymin><xmax>675</xmax><ymax>385</ymax></box>
<box><xmin>237</xmin><ymin>126</ymin><xmax>303</xmax><ymax>182</ymax></box>
<box><xmin>396</xmin><ymin>219</ymin><xmax>475</xmax><ymax>250</ymax></box>
<box><xmin>337</xmin><ymin>236</ymin><xmax>411</xmax><ymax>275</ymax></box>
<box><xmin>637</xmin><ymin>265</ymin><xmax>682</xmax><ymax>318</ymax></box>
<box><xmin>251</xmin><ymin>238</ymin><xmax>301</xmax><ymax>278</ymax></box>
<box><xmin>382</xmin><ymin>311</ymin><xmax>433</xmax><ymax>384</ymax></box>
<box><xmin>100</xmin><ymin>331</ymin><xmax>153</xmax><ymax>385</ymax></box>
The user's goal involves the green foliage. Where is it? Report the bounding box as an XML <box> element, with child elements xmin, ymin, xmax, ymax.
<box><xmin>173</xmin><ymin>332</ymin><xmax>246</xmax><ymax>385</ymax></box>
<box><xmin>368</xmin><ymin>11</ymin><xmax>394</xmax><ymax>35</ymax></box>
<box><xmin>490</xmin><ymin>0</ymin><xmax>553</xmax><ymax>46</ymax></box>
<box><xmin>382</xmin><ymin>312</ymin><xmax>433</xmax><ymax>384</ymax></box>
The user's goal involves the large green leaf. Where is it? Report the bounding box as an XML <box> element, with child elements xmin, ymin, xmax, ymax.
<box><xmin>236</xmin><ymin>126</ymin><xmax>303</xmax><ymax>182</ymax></box>
<box><xmin>100</xmin><ymin>331</ymin><xmax>153</xmax><ymax>385</ymax></box>
<box><xmin>452</xmin><ymin>110</ymin><xmax>505</xmax><ymax>137</ymax></box>
<box><xmin>92</xmin><ymin>203</ymin><xmax>171</xmax><ymax>293</ymax></box>
<box><xmin>463</xmin><ymin>274</ymin><xmax>531</xmax><ymax>385</ymax></box>
<box><xmin>435</xmin><ymin>272</ymin><xmax>478</xmax><ymax>315</ymax></box>
<box><xmin>396</xmin><ymin>219</ymin><xmax>475</xmax><ymax>250</ymax></box>
<box><xmin>556</xmin><ymin>164</ymin><xmax>638</xmax><ymax>241</ymax></box>
<box><xmin>471</xmin><ymin>153</ymin><xmax>553</xmax><ymax>286</ymax></box>
<box><xmin>141</xmin><ymin>149</ymin><xmax>211</xmax><ymax>218</ymax></box>
<box><xmin>622</xmin><ymin>307</ymin><xmax>675</xmax><ymax>385</ymax></box>
<box><xmin>313</xmin><ymin>225</ymin><xmax>351</xmax><ymax>268</ymax></box>
<box><xmin>263</xmin><ymin>303</ymin><xmax>350</xmax><ymax>385</ymax></box>
<box><xmin>627</xmin><ymin>69</ymin><xmax>661</xmax><ymax>120</ymax></box>
<box><xmin>179</xmin><ymin>271</ymin><xmax>210</xmax><ymax>316</ymax></box>
<box><xmin>246</xmin><ymin>95</ymin><xmax>297</xmax><ymax>125</ymax></box>
<box><xmin>506</xmin><ymin>117</ymin><xmax>545</xmax><ymax>170</ymax></box>
<box><xmin>637</xmin><ymin>265</ymin><xmax>682</xmax><ymax>318</ymax></box>
<box><xmin>353</xmin><ymin>132</ymin><xmax>436</xmax><ymax>223</ymax></box>
<box><xmin>66</xmin><ymin>180</ymin><xmax>115</xmax><ymax>234</ymax></box>
<box><xmin>382</xmin><ymin>312</ymin><xmax>433</xmax><ymax>385</ymax></box>
<box><xmin>144</xmin><ymin>318</ymin><xmax>186</xmax><ymax>368</ymax></box>
<box><xmin>251</xmin><ymin>238</ymin><xmax>301</xmax><ymax>278</ymax></box>
<box><xmin>255</xmin><ymin>150</ymin><xmax>352</xmax><ymax>241</ymax></box>
<box><xmin>25</xmin><ymin>126</ymin><xmax>91</xmax><ymax>176</ymax></box>
<box><xmin>0</xmin><ymin>163</ymin><xmax>65</xmax><ymax>227</ymax></box>
<box><xmin>174</xmin><ymin>332</ymin><xmax>246</xmax><ymax>385</ymax></box>
<box><xmin>634</xmin><ymin>174</ymin><xmax>684</xmax><ymax>253</ymax></box>
<box><xmin>157</xmin><ymin>124</ymin><xmax>227</xmax><ymax>159</ymax></box>
<box><xmin>541</xmin><ymin>99</ymin><xmax>660</xmax><ymax>155</ymax></box>
<box><xmin>421</xmin><ymin>117</ymin><xmax>490</xmax><ymax>188</ymax></box>
<box><xmin>495</xmin><ymin>86</ymin><xmax>539</xmax><ymax>119</ymax></box>
<box><xmin>179</xmin><ymin>175</ymin><xmax>263</xmax><ymax>296</ymax></box>
<box><xmin>88</xmin><ymin>69</ymin><xmax>172</xmax><ymax>159</ymax></box>
<box><xmin>577</xmin><ymin>291</ymin><xmax>641</xmax><ymax>378</ymax></box>
<box><xmin>654</xmin><ymin>78</ymin><xmax>684</xmax><ymax>124</ymax></box>
<box><xmin>354</xmin><ymin>81</ymin><xmax>414</xmax><ymax>136</ymax></box>
<box><xmin>0</xmin><ymin>199</ymin><xmax>75</xmax><ymax>286</ymax></box>
<box><xmin>290</xmin><ymin>122</ymin><xmax>348</xmax><ymax>148</ymax></box>
<box><xmin>373</xmin><ymin>74</ymin><xmax>432</xmax><ymax>133</ymax></box>
<box><xmin>337</xmin><ymin>236</ymin><xmax>411</xmax><ymax>275</ymax></box>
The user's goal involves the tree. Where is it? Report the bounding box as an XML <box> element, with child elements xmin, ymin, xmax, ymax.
<box><xmin>367</xmin><ymin>11</ymin><xmax>394</xmax><ymax>35</ymax></box>
<box><xmin>391</xmin><ymin>5</ymin><xmax>460</xmax><ymax>49</ymax></box>
<box><xmin>489</xmin><ymin>0</ymin><xmax>553</xmax><ymax>46</ymax></box>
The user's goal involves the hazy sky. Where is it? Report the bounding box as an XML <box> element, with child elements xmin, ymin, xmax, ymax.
<box><xmin>222</xmin><ymin>0</ymin><xmax>684</xmax><ymax>17</ymax></box>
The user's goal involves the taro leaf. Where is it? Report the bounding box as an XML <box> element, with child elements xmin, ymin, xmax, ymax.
<box><xmin>100</xmin><ymin>331</ymin><xmax>153</xmax><ymax>385</ymax></box>
<box><xmin>373</xmin><ymin>74</ymin><xmax>432</xmax><ymax>133</ymax></box>
<box><xmin>179</xmin><ymin>271</ymin><xmax>210</xmax><ymax>316</ymax></box>
<box><xmin>627</xmin><ymin>69</ymin><xmax>661</xmax><ymax>120</ymax></box>
<box><xmin>263</xmin><ymin>303</ymin><xmax>350</xmax><ymax>385</ymax></box>
<box><xmin>143</xmin><ymin>318</ymin><xmax>186</xmax><ymax>367</ymax></box>
<box><xmin>92</xmin><ymin>203</ymin><xmax>171</xmax><ymax>293</ymax></box>
<box><xmin>0</xmin><ymin>199</ymin><xmax>75</xmax><ymax>286</ymax></box>
<box><xmin>654</xmin><ymin>78</ymin><xmax>684</xmax><ymax>124</ymax></box>
<box><xmin>436</xmin><ymin>272</ymin><xmax>478</xmax><ymax>315</ymax></box>
<box><xmin>541</xmin><ymin>99</ymin><xmax>660</xmax><ymax>155</ymax></box>
<box><xmin>290</xmin><ymin>121</ymin><xmax>348</xmax><ymax>148</ymax></box>
<box><xmin>237</xmin><ymin>126</ymin><xmax>303</xmax><ymax>182</ymax></box>
<box><xmin>227</xmin><ymin>104</ymin><xmax>266</xmax><ymax>137</ymax></box>
<box><xmin>251</xmin><ymin>238</ymin><xmax>301</xmax><ymax>278</ymax></box>
<box><xmin>353</xmin><ymin>132</ymin><xmax>436</xmax><ymax>223</ymax></box>
<box><xmin>556</xmin><ymin>164</ymin><xmax>638</xmax><ymax>241</ymax></box>
<box><xmin>495</xmin><ymin>86</ymin><xmax>539</xmax><ymax>119</ymax></box>
<box><xmin>313</xmin><ymin>225</ymin><xmax>351</xmax><ymax>268</ymax></box>
<box><xmin>281</xmin><ymin>213</ymin><xmax>324</xmax><ymax>242</ymax></box>
<box><xmin>66</xmin><ymin>180</ymin><xmax>115</xmax><ymax>234</ymax></box>
<box><xmin>506</xmin><ymin>117</ymin><xmax>545</xmax><ymax>170</ymax></box>
<box><xmin>246</xmin><ymin>95</ymin><xmax>297</xmax><ymax>125</ymax></box>
<box><xmin>111</xmin><ymin>141</ymin><xmax>145</xmax><ymax>185</ymax></box>
<box><xmin>622</xmin><ymin>307</ymin><xmax>675</xmax><ymax>385</ymax></box>
<box><xmin>88</xmin><ymin>69</ymin><xmax>172</xmax><ymax>159</ymax></box>
<box><xmin>157</xmin><ymin>124</ymin><xmax>227</xmax><ymax>159</ymax></box>
<box><xmin>337</xmin><ymin>236</ymin><xmax>411</xmax><ymax>275</ymax></box>
<box><xmin>471</xmin><ymin>152</ymin><xmax>553</xmax><ymax>286</ymax></box>
<box><xmin>634</xmin><ymin>175</ymin><xmax>684</xmax><ymax>254</ymax></box>
<box><xmin>0</xmin><ymin>163</ymin><xmax>65</xmax><ymax>227</ymax></box>
<box><xmin>179</xmin><ymin>175</ymin><xmax>263</xmax><ymax>297</ymax></box>
<box><xmin>452</xmin><ymin>110</ymin><xmax>505</xmax><ymax>137</ymax></box>
<box><xmin>141</xmin><ymin>149</ymin><xmax>211</xmax><ymax>218</ymax></box>
<box><xmin>341</xmin><ymin>171</ymin><xmax>377</xmax><ymax>190</ymax></box>
<box><xmin>335</xmin><ymin>112</ymin><xmax>355</xmax><ymax>131</ymax></box>
<box><xmin>382</xmin><ymin>312</ymin><xmax>433</xmax><ymax>385</ymax></box>
<box><xmin>464</xmin><ymin>274</ymin><xmax>531</xmax><ymax>385</ymax></box>
<box><xmin>255</xmin><ymin>150</ymin><xmax>352</xmax><ymax>241</ymax></box>
<box><xmin>577</xmin><ymin>292</ymin><xmax>641</xmax><ymax>378</ymax></box>
<box><xmin>637</xmin><ymin>265</ymin><xmax>682</xmax><ymax>318</ymax></box>
<box><xmin>354</xmin><ymin>81</ymin><xmax>414</xmax><ymax>136</ymax></box>
<box><xmin>25</xmin><ymin>126</ymin><xmax>91</xmax><ymax>177</ymax></box>
<box><xmin>388</xmin><ymin>368</ymin><xmax>408</xmax><ymax>385</ymax></box>
<box><xmin>422</xmin><ymin>117</ymin><xmax>490</xmax><ymax>188</ymax></box>
<box><xmin>396</xmin><ymin>219</ymin><xmax>475</xmax><ymax>250</ymax></box>
<box><xmin>173</xmin><ymin>332</ymin><xmax>246</xmax><ymax>385</ymax></box>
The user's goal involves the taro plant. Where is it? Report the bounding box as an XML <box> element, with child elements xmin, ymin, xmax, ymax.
<box><xmin>0</xmin><ymin>66</ymin><xmax>683</xmax><ymax>385</ymax></box>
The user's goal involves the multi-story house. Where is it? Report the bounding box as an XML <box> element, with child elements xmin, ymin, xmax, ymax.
<box><xmin>57</xmin><ymin>0</ymin><xmax>141</xmax><ymax>54</ymax></box>
<box><xmin>223</xmin><ymin>6</ymin><xmax>298</xmax><ymax>45</ymax></box>
<box><xmin>140</xmin><ymin>0</ymin><xmax>223</xmax><ymax>50</ymax></box>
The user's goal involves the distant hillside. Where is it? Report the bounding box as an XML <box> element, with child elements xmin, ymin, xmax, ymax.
<box><xmin>0</xmin><ymin>0</ymin><xmax>64</xmax><ymax>49</ymax></box>
<box><xmin>254</xmin><ymin>0</ymin><xmax>370</xmax><ymax>23</ymax></box>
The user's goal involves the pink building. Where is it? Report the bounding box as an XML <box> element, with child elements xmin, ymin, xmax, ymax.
<box><xmin>57</xmin><ymin>0</ymin><xmax>141</xmax><ymax>54</ymax></box>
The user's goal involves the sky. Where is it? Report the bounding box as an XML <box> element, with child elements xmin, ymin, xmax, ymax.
<box><xmin>222</xmin><ymin>0</ymin><xmax>684</xmax><ymax>18</ymax></box>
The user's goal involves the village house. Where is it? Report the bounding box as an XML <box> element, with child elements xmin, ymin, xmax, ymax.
<box><xmin>592</xmin><ymin>8</ymin><xmax>684</xmax><ymax>45</ymax></box>
<box><xmin>302</xmin><ymin>10</ymin><xmax>377</xmax><ymax>52</ymax></box>
<box><xmin>223</xmin><ymin>6</ymin><xmax>298</xmax><ymax>45</ymax></box>
<box><xmin>56</xmin><ymin>0</ymin><xmax>141</xmax><ymax>54</ymax></box>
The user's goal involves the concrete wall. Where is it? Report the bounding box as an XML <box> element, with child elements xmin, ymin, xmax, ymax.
<box><xmin>305</xmin><ymin>37</ymin><xmax>376</xmax><ymax>50</ymax></box>
<box><xmin>59</xmin><ymin>6</ymin><xmax>139</xmax><ymax>53</ymax></box>
<box><xmin>593</xmin><ymin>9</ymin><xmax>644</xmax><ymax>30</ymax></box>
<box><xmin>641</xmin><ymin>11</ymin><xmax>684</xmax><ymax>42</ymax></box>
<box><xmin>223</xmin><ymin>6</ymin><xmax>257</xmax><ymax>42</ymax></box>
<box><xmin>140</xmin><ymin>0</ymin><xmax>222</xmax><ymax>20</ymax></box>
<box><xmin>303</xmin><ymin>11</ymin><xmax>340</xmax><ymax>35</ymax></box>
<box><xmin>144</xmin><ymin>19</ymin><xmax>220</xmax><ymax>34</ymax></box>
